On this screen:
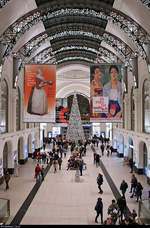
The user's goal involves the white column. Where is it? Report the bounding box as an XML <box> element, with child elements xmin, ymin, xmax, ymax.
<box><xmin>10</xmin><ymin>89</ymin><xmax>16</xmax><ymax>132</ymax></box>
<box><xmin>134</xmin><ymin>89</ymin><xmax>141</xmax><ymax>133</ymax></box>
<box><xmin>124</xmin><ymin>94</ymin><xmax>131</xmax><ymax>130</ymax></box>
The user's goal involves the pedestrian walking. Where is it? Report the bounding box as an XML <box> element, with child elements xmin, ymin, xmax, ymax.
<box><xmin>58</xmin><ymin>157</ymin><xmax>62</xmax><ymax>170</ymax></box>
<box><xmin>40</xmin><ymin>165</ymin><xmax>44</xmax><ymax>181</ymax></box>
<box><xmin>130</xmin><ymin>174</ymin><xmax>137</xmax><ymax>198</ymax></box>
<box><xmin>94</xmin><ymin>197</ymin><xmax>103</xmax><ymax>224</ymax></box>
<box><xmin>100</xmin><ymin>144</ymin><xmax>104</xmax><ymax>156</ymax></box>
<box><xmin>110</xmin><ymin>146</ymin><xmax>113</xmax><ymax>155</ymax></box>
<box><xmin>95</xmin><ymin>153</ymin><xmax>100</xmax><ymax>167</ymax></box>
<box><xmin>120</xmin><ymin>179</ymin><xmax>128</xmax><ymax>197</ymax></box>
<box><xmin>97</xmin><ymin>173</ymin><xmax>103</xmax><ymax>194</ymax></box>
<box><xmin>117</xmin><ymin>196</ymin><xmax>127</xmax><ymax>222</ymax></box>
<box><xmin>34</xmin><ymin>163</ymin><xmax>41</xmax><ymax>182</ymax></box>
<box><xmin>136</xmin><ymin>182</ymin><xmax>143</xmax><ymax>202</ymax></box>
<box><xmin>93</xmin><ymin>152</ymin><xmax>97</xmax><ymax>164</ymax></box>
<box><xmin>79</xmin><ymin>160</ymin><xmax>83</xmax><ymax>176</ymax></box>
<box><xmin>53</xmin><ymin>159</ymin><xmax>58</xmax><ymax>173</ymax></box>
<box><xmin>4</xmin><ymin>171</ymin><xmax>10</xmax><ymax>190</ymax></box>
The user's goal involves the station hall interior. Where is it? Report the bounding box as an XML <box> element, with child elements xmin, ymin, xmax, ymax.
<box><xmin>0</xmin><ymin>0</ymin><xmax>150</xmax><ymax>225</ymax></box>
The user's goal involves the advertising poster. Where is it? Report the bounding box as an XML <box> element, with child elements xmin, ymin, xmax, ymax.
<box><xmin>90</xmin><ymin>64</ymin><xmax>122</xmax><ymax>122</ymax></box>
<box><xmin>24</xmin><ymin>64</ymin><xmax>56</xmax><ymax>122</ymax></box>
<box><xmin>56</xmin><ymin>98</ymin><xmax>68</xmax><ymax>124</ymax></box>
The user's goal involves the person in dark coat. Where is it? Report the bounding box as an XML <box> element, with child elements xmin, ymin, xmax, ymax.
<box><xmin>130</xmin><ymin>174</ymin><xmax>137</xmax><ymax>198</ymax></box>
<box><xmin>95</xmin><ymin>197</ymin><xmax>103</xmax><ymax>224</ymax></box>
<box><xmin>95</xmin><ymin>153</ymin><xmax>100</xmax><ymax>167</ymax></box>
<box><xmin>97</xmin><ymin>173</ymin><xmax>103</xmax><ymax>194</ymax></box>
<box><xmin>4</xmin><ymin>171</ymin><xmax>10</xmax><ymax>190</ymax></box>
<box><xmin>129</xmin><ymin>158</ymin><xmax>134</xmax><ymax>173</ymax></box>
<box><xmin>120</xmin><ymin>179</ymin><xmax>128</xmax><ymax>197</ymax></box>
<box><xmin>100</xmin><ymin>144</ymin><xmax>104</xmax><ymax>156</ymax></box>
<box><xmin>136</xmin><ymin>182</ymin><xmax>143</xmax><ymax>202</ymax></box>
<box><xmin>79</xmin><ymin>160</ymin><xmax>83</xmax><ymax>176</ymax></box>
<box><xmin>110</xmin><ymin>146</ymin><xmax>113</xmax><ymax>155</ymax></box>
<box><xmin>40</xmin><ymin>165</ymin><xmax>44</xmax><ymax>181</ymax></box>
<box><xmin>117</xmin><ymin>196</ymin><xmax>127</xmax><ymax>222</ymax></box>
<box><xmin>58</xmin><ymin>157</ymin><xmax>62</xmax><ymax>170</ymax></box>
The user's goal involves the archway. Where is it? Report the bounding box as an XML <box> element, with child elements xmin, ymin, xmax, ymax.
<box><xmin>139</xmin><ymin>141</ymin><xmax>148</xmax><ymax>176</ymax></box>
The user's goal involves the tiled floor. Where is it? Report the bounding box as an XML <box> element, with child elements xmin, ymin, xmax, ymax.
<box><xmin>0</xmin><ymin>144</ymin><xmax>149</xmax><ymax>225</ymax></box>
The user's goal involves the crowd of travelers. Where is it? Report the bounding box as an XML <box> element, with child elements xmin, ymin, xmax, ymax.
<box><xmin>32</xmin><ymin>134</ymin><xmax>145</xmax><ymax>225</ymax></box>
<box><xmin>3</xmin><ymin>133</ymin><xmax>145</xmax><ymax>225</ymax></box>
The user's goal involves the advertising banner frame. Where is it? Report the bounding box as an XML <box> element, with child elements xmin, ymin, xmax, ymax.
<box><xmin>24</xmin><ymin>64</ymin><xmax>56</xmax><ymax>123</ymax></box>
<box><xmin>90</xmin><ymin>63</ymin><xmax>123</xmax><ymax>123</ymax></box>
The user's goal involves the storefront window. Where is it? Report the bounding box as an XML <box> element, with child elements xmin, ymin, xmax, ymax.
<box><xmin>143</xmin><ymin>80</ymin><xmax>150</xmax><ymax>133</ymax></box>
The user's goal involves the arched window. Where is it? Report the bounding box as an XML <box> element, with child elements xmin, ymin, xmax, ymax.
<box><xmin>16</xmin><ymin>87</ymin><xmax>21</xmax><ymax>131</ymax></box>
<box><xmin>131</xmin><ymin>87</ymin><xmax>135</xmax><ymax>131</ymax></box>
<box><xmin>143</xmin><ymin>79</ymin><xmax>150</xmax><ymax>133</ymax></box>
<box><xmin>0</xmin><ymin>79</ymin><xmax>8</xmax><ymax>133</ymax></box>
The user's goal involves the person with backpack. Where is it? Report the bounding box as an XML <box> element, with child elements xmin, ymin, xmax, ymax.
<box><xmin>120</xmin><ymin>179</ymin><xmax>128</xmax><ymax>197</ymax></box>
<box><xmin>97</xmin><ymin>173</ymin><xmax>103</xmax><ymax>194</ymax></box>
<box><xmin>94</xmin><ymin>197</ymin><xmax>103</xmax><ymax>224</ymax></box>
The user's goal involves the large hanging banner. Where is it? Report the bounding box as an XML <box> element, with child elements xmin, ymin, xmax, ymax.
<box><xmin>90</xmin><ymin>64</ymin><xmax>123</xmax><ymax>122</ymax></box>
<box><xmin>24</xmin><ymin>64</ymin><xmax>56</xmax><ymax>122</ymax></box>
<box><xmin>56</xmin><ymin>98</ymin><xmax>68</xmax><ymax>124</ymax></box>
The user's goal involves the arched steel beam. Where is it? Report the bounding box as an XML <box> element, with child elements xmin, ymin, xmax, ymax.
<box><xmin>29</xmin><ymin>44</ymin><xmax>118</xmax><ymax>65</ymax></box>
<box><xmin>0</xmin><ymin>5</ymin><xmax>148</xmax><ymax>61</ymax></box>
<box><xmin>16</xmin><ymin>25</ymin><xmax>133</xmax><ymax>70</ymax></box>
<box><xmin>0</xmin><ymin>0</ymin><xmax>10</xmax><ymax>8</ymax></box>
<box><xmin>140</xmin><ymin>0</ymin><xmax>150</xmax><ymax>10</ymax></box>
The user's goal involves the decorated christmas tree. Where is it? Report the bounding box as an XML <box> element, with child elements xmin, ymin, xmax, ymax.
<box><xmin>66</xmin><ymin>92</ymin><xmax>85</xmax><ymax>142</ymax></box>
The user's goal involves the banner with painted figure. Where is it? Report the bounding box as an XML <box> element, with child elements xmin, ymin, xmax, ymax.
<box><xmin>90</xmin><ymin>64</ymin><xmax>123</xmax><ymax>122</ymax></box>
<box><xmin>56</xmin><ymin>98</ymin><xmax>69</xmax><ymax>124</ymax></box>
<box><xmin>24</xmin><ymin>64</ymin><xmax>56</xmax><ymax>122</ymax></box>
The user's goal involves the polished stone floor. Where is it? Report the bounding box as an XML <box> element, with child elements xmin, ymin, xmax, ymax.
<box><xmin>0</xmin><ymin>144</ymin><xmax>149</xmax><ymax>225</ymax></box>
